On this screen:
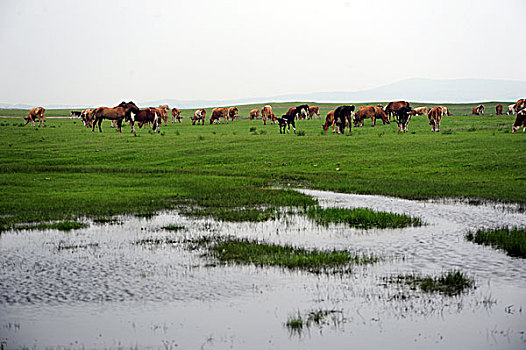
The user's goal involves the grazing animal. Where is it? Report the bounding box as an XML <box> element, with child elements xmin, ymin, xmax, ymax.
<box><xmin>412</xmin><ymin>106</ymin><xmax>428</xmax><ymax>116</ymax></box>
<box><xmin>128</xmin><ymin>108</ymin><xmax>161</xmax><ymax>133</ymax></box>
<box><xmin>70</xmin><ymin>111</ymin><xmax>82</xmax><ymax>119</ymax></box>
<box><xmin>158</xmin><ymin>105</ymin><xmax>170</xmax><ymax>125</ymax></box>
<box><xmin>507</xmin><ymin>104</ymin><xmax>516</xmax><ymax>115</ymax></box>
<box><xmin>261</xmin><ymin>105</ymin><xmax>273</xmax><ymax>125</ymax></box>
<box><xmin>384</xmin><ymin>101</ymin><xmax>410</xmax><ymax>121</ymax></box>
<box><xmin>287</xmin><ymin>104</ymin><xmax>310</xmax><ymax>120</ymax></box>
<box><xmin>512</xmin><ymin>109</ymin><xmax>526</xmax><ymax>133</ymax></box>
<box><xmin>80</xmin><ymin>109</ymin><xmax>93</xmax><ymax>127</ymax></box>
<box><xmin>249</xmin><ymin>109</ymin><xmax>260</xmax><ymax>120</ymax></box>
<box><xmin>322</xmin><ymin>110</ymin><xmax>335</xmax><ymax>133</ymax></box>
<box><xmin>308</xmin><ymin>105</ymin><xmax>320</xmax><ymax>119</ymax></box>
<box><xmin>472</xmin><ymin>104</ymin><xmax>484</xmax><ymax>115</ymax></box>
<box><xmin>24</xmin><ymin>107</ymin><xmax>46</xmax><ymax>127</ymax></box>
<box><xmin>395</xmin><ymin>106</ymin><xmax>412</xmax><ymax>133</ymax></box>
<box><xmin>91</xmin><ymin>101</ymin><xmax>139</xmax><ymax>133</ymax></box>
<box><xmin>439</xmin><ymin>106</ymin><xmax>451</xmax><ymax>116</ymax></box>
<box><xmin>354</xmin><ymin>106</ymin><xmax>389</xmax><ymax>127</ymax></box>
<box><xmin>278</xmin><ymin>114</ymin><xmax>296</xmax><ymax>133</ymax></box>
<box><xmin>210</xmin><ymin>107</ymin><xmax>228</xmax><ymax>124</ymax></box>
<box><xmin>171</xmin><ymin>108</ymin><xmax>181</xmax><ymax>123</ymax></box>
<box><xmin>427</xmin><ymin>107</ymin><xmax>442</xmax><ymax>132</ymax></box>
<box><xmin>192</xmin><ymin>109</ymin><xmax>206</xmax><ymax>125</ymax></box>
<box><xmin>334</xmin><ymin>105</ymin><xmax>355</xmax><ymax>134</ymax></box>
<box><xmin>228</xmin><ymin>107</ymin><xmax>239</xmax><ymax>121</ymax></box>
<box><xmin>496</xmin><ymin>104</ymin><xmax>503</xmax><ymax>115</ymax></box>
<box><xmin>514</xmin><ymin>99</ymin><xmax>526</xmax><ymax>113</ymax></box>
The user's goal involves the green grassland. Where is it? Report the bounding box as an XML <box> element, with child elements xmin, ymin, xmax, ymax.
<box><xmin>0</xmin><ymin>101</ymin><xmax>524</xmax><ymax>225</ymax></box>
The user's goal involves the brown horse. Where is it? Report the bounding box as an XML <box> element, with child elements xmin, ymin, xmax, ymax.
<box><xmin>91</xmin><ymin>101</ymin><xmax>139</xmax><ymax>133</ymax></box>
<box><xmin>128</xmin><ymin>108</ymin><xmax>161</xmax><ymax>133</ymax></box>
<box><xmin>24</xmin><ymin>107</ymin><xmax>46</xmax><ymax>127</ymax></box>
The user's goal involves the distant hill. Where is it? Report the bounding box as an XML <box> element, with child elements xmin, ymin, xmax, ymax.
<box><xmin>2</xmin><ymin>78</ymin><xmax>524</xmax><ymax>109</ymax></box>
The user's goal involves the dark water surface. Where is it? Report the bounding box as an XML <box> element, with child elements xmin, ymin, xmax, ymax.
<box><xmin>1</xmin><ymin>190</ymin><xmax>525</xmax><ymax>349</ymax></box>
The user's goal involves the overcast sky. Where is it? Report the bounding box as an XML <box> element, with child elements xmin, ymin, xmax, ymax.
<box><xmin>1</xmin><ymin>0</ymin><xmax>525</xmax><ymax>106</ymax></box>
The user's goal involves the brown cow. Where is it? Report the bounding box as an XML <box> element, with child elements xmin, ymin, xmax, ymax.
<box><xmin>384</xmin><ymin>101</ymin><xmax>410</xmax><ymax>121</ymax></box>
<box><xmin>80</xmin><ymin>109</ymin><xmax>93</xmax><ymax>127</ymax></box>
<box><xmin>496</xmin><ymin>104</ymin><xmax>503</xmax><ymax>115</ymax></box>
<box><xmin>150</xmin><ymin>107</ymin><xmax>168</xmax><ymax>126</ymax></box>
<box><xmin>91</xmin><ymin>101</ymin><xmax>139</xmax><ymax>133</ymax></box>
<box><xmin>354</xmin><ymin>106</ymin><xmax>390</xmax><ymax>127</ymax></box>
<box><xmin>171</xmin><ymin>107</ymin><xmax>181</xmax><ymax>123</ymax></box>
<box><xmin>439</xmin><ymin>106</ymin><xmax>451</xmax><ymax>116</ymax></box>
<box><xmin>308</xmin><ymin>105</ymin><xmax>320</xmax><ymax>119</ymax></box>
<box><xmin>261</xmin><ymin>105</ymin><xmax>273</xmax><ymax>125</ymax></box>
<box><xmin>514</xmin><ymin>99</ymin><xmax>526</xmax><ymax>113</ymax></box>
<box><xmin>228</xmin><ymin>107</ymin><xmax>239</xmax><ymax>121</ymax></box>
<box><xmin>249</xmin><ymin>109</ymin><xmax>260</xmax><ymax>120</ymax></box>
<box><xmin>427</xmin><ymin>107</ymin><xmax>443</xmax><ymax>132</ymax></box>
<box><xmin>512</xmin><ymin>109</ymin><xmax>526</xmax><ymax>133</ymax></box>
<box><xmin>24</xmin><ymin>107</ymin><xmax>46</xmax><ymax>127</ymax></box>
<box><xmin>411</xmin><ymin>106</ymin><xmax>428</xmax><ymax>116</ymax></box>
<box><xmin>192</xmin><ymin>109</ymin><xmax>206</xmax><ymax>125</ymax></box>
<box><xmin>322</xmin><ymin>110</ymin><xmax>335</xmax><ymax>133</ymax></box>
<box><xmin>210</xmin><ymin>107</ymin><xmax>228</xmax><ymax>124</ymax></box>
<box><xmin>472</xmin><ymin>104</ymin><xmax>484</xmax><ymax>115</ymax></box>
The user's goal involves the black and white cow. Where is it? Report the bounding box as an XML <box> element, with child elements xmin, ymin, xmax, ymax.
<box><xmin>277</xmin><ymin>114</ymin><xmax>296</xmax><ymax>134</ymax></box>
<box><xmin>334</xmin><ymin>105</ymin><xmax>355</xmax><ymax>134</ymax></box>
<box><xmin>512</xmin><ymin>109</ymin><xmax>526</xmax><ymax>133</ymax></box>
<box><xmin>396</xmin><ymin>106</ymin><xmax>412</xmax><ymax>133</ymax></box>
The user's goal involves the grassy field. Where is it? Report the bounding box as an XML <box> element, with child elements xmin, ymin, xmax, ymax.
<box><xmin>0</xmin><ymin>101</ymin><xmax>524</xmax><ymax>225</ymax></box>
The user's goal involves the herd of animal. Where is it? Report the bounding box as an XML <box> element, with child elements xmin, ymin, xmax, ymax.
<box><xmin>22</xmin><ymin>98</ymin><xmax>526</xmax><ymax>134</ymax></box>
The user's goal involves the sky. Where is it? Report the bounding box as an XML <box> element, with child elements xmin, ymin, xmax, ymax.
<box><xmin>1</xmin><ymin>0</ymin><xmax>525</xmax><ymax>106</ymax></box>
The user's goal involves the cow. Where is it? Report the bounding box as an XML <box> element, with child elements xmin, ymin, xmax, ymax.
<box><xmin>308</xmin><ymin>105</ymin><xmax>320</xmax><ymax>119</ymax></box>
<box><xmin>24</xmin><ymin>107</ymin><xmax>46</xmax><ymax>127</ymax></box>
<box><xmin>261</xmin><ymin>105</ymin><xmax>273</xmax><ymax>125</ymax></box>
<box><xmin>228</xmin><ymin>107</ymin><xmax>239</xmax><ymax>121</ymax></box>
<box><xmin>128</xmin><ymin>107</ymin><xmax>161</xmax><ymax>133</ymax></box>
<box><xmin>171</xmin><ymin>107</ymin><xmax>181</xmax><ymax>123</ymax></box>
<box><xmin>507</xmin><ymin>104</ymin><xmax>516</xmax><ymax>115</ymax></box>
<box><xmin>287</xmin><ymin>104</ymin><xmax>310</xmax><ymax>120</ymax></box>
<box><xmin>322</xmin><ymin>110</ymin><xmax>335</xmax><ymax>133</ymax></box>
<box><xmin>354</xmin><ymin>106</ymin><xmax>389</xmax><ymax>127</ymax></box>
<box><xmin>159</xmin><ymin>104</ymin><xmax>169</xmax><ymax>111</ymax></box>
<box><xmin>512</xmin><ymin>109</ymin><xmax>526</xmax><ymax>133</ymax></box>
<box><xmin>91</xmin><ymin>101</ymin><xmax>139</xmax><ymax>133</ymax></box>
<box><xmin>514</xmin><ymin>99</ymin><xmax>526</xmax><ymax>113</ymax></box>
<box><xmin>334</xmin><ymin>105</ymin><xmax>355</xmax><ymax>134</ymax></box>
<box><xmin>269</xmin><ymin>111</ymin><xmax>277</xmax><ymax>124</ymax></box>
<box><xmin>80</xmin><ymin>109</ymin><xmax>93</xmax><ymax>127</ymax></box>
<box><xmin>150</xmin><ymin>107</ymin><xmax>168</xmax><ymax>126</ymax></box>
<box><xmin>439</xmin><ymin>106</ymin><xmax>451</xmax><ymax>116</ymax></box>
<box><xmin>277</xmin><ymin>114</ymin><xmax>296</xmax><ymax>134</ymax></box>
<box><xmin>496</xmin><ymin>104</ymin><xmax>503</xmax><ymax>115</ymax></box>
<box><xmin>384</xmin><ymin>101</ymin><xmax>410</xmax><ymax>121</ymax></box>
<box><xmin>210</xmin><ymin>107</ymin><xmax>228</xmax><ymax>124</ymax></box>
<box><xmin>158</xmin><ymin>105</ymin><xmax>170</xmax><ymax>125</ymax></box>
<box><xmin>427</xmin><ymin>106</ymin><xmax>442</xmax><ymax>132</ymax></box>
<box><xmin>249</xmin><ymin>109</ymin><xmax>260</xmax><ymax>120</ymax></box>
<box><xmin>472</xmin><ymin>104</ymin><xmax>484</xmax><ymax>115</ymax></box>
<box><xmin>192</xmin><ymin>109</ymin><xmax>206</xmax><ymax>125</ymax></box>
<box><xmin>395</xmin><ymin>106</ymin><xmax>412</xmax><ymax>133</ymax></box>
<box><xmin>70</xmin><ymin>111</ymin><xmax>82</xmax><ymax>119</ymax></box>
<box><xmin>411</xmin><ymin>106</ymin><xmax>428</xmax><ymax>116</ymax></box>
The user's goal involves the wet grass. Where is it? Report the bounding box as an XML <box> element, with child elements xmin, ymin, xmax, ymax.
<box><xmin>285</xmin><ymin>309</ymin><xmax>344</xmax><ymax>336</ymax></box>
<box><xmin>466</xmin><ymin>227</ymin><xmax>526</xmax><ymax>258</ymax></box>
<box><xmin>393</xmin><ymin>270</ymin><xmax>474</xmax><ymax>296</ymax></box>
<box><xmin>190</xmin><ymin>236</ymin><xmax>377</xmax><ymax>273</ymax></box>
<box><xmin>161</xmin><ymin>224</ymin><xmax>186</xmax><ymax>231</ymax></box>
<box><xmin>182</xmin><ymin>207</ymin><xmax>280</xmax><ymax>222</ymax></box>
<box><xmin>305</xmin><ymin>206</ymin><xmax>422</xmax><ymax>229</ymax></box>
<box><xmin>0</xmin><ymin>220</ymin><xmax>88</xmax><ymax>232</ymax></box>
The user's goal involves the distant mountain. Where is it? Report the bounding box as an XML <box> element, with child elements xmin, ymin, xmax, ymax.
<box><xmin>143</xmin><ymin>78</ymin><xmax>526</xmax><ymax>108</ymax></box>
<box><xmin>2</xmin><ymin>78</ymin><xmax>524</xmax><ymax>110</ymax></box>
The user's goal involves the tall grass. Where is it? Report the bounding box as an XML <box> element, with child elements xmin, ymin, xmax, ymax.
<box><xmin>466</xmin><ymin>227</ymin><xmax>526</xmax><ymax>258</ymax></box>
<box><xmin>395</xmin><ymin>270</ymin><xmax>474</xmax><ymax>296</ymax></box>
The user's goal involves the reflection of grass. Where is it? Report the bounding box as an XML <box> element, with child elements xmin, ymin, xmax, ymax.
<box><xmin>306</xmin><ymin>206</ymin><xmax>422</xmax><ymax>229</ymax></box>
<box><xmin>395</xmin><ymin>270</ymin><xmax>474</xmax><ymax>296</ymax></box>
<box><xmin>466</xmin><ymin>227</ymin><xmax>526</xmax><ymax>258</ymax></box>
<box><xmin>1</xmin><ymin>221</ymin><xmax>88</xmax><ymax>232</ymax></box>
<box><xmin>183</xmin><ymin>207</ymin><xmax>280</xmax><ymax>222</ymax></box>
<box><xmin>161</xmin><ymin>224</ymin><xmax>185</xmax><ymax>231</ymax></box>
<box><xmin>285</xmin><ymin>309</ymin><xmax>343</xmax><ymax>335</ymax></box>
<box><xmin>190</xmin><ymin>236</ymin><xmax>377</xmax><ymax>273</ymax></box>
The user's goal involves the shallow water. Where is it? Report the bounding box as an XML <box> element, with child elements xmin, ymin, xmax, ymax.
<box><xmin>1</xmin><ymin>190</ymin><xmax>525</xmax><ymax>349</ymax></box>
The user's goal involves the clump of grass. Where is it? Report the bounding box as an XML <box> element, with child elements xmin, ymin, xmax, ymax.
<box><xmin>93</xmin><ymin>217</ymin><xmax>120</xmax><ymax>224</ymax></box>
<box><xmin>297</xmin><ymin>130</ymin><xmax>306</xmax><ymax>136</ymax></box>
<box><xmin>189</xmin><ymin>236</ymin><xmax>377</xmax><ymax>273</ymax></box>
<box><xmin>249</xmin><ymin>127</ymin><xmax>257</xmax><ymax>133</ymax></box>
<box><xmin>305</xmin><ymin>206</ymin><xmax>422</xmax><ymax>229</ymax></box>
<box><xmin>162</xmin><ymin>224</ymin><xmax>185</xmax><ymax>231</ymax></box>
<box><xmin>183</xmin><ymin>207</ymin><xmax>279</xmax><ymax>222</ymax></box>
<box><xmin>285</xmin><ymin>309</ymin><xmax>343</xmax><ymax>335</ymax></box>
<box><xmin>3</xmin><ymin>221</ymin><xmax>88</xmax><ymax>232</ymax></box>
<box><xmin>466</xmin><ymin>227</ymin><xmax>526</xmax><ymax>258</ymax></box>
<box><xmin>133</xmin><ymin>237</ymin><xmax>179</xmax><ymax>246</ymax></box>
<box><xmin>58</xmin><ymin>242</ymin><xmax>99</xmax><ymax>251</ymax></box>
<box><xmin>395</xmin><ymin>270</ymin><xmax>474</xmax><ymax>296</ymax></box>
<box><xmin>285</xmin><ymin>313</ymin><xmax>304</xmax><ymax>335</ymax></box>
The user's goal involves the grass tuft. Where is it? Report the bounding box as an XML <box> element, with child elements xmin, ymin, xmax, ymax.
<box><xmin>161</xmin><ymin>224</ymin><xmax>185</xmax><ymax>231</ymax></box>
<box><xmin>305</xmin><ymin>206</ymin><xmax>422</xmax><ymax>229</ymax></box>
<box><xmin>466</xmin><ymin>227</ymin><xmax>526</xmax><ymax>258</ymax></box>
<box><xmin>1</xmin><ymin>221</ymin><xmax>88</xmax><ymax>232</ymax></box>
<box><xmin>395</xmin><ymin>270</ymin><xmax>474</xmax><ymax>296</ymax></box>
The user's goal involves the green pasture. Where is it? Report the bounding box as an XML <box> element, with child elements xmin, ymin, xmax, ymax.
<box><xmin>0</xmin><ymin>101</ymin><xmax>524</xmax><ymax>226</ymax></box>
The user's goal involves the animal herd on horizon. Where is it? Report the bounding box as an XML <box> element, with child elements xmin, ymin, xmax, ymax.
<box><xmin>21</xmin><ymin>98</ymin><xmax>526</xmax><ymax>134</ymax></box>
